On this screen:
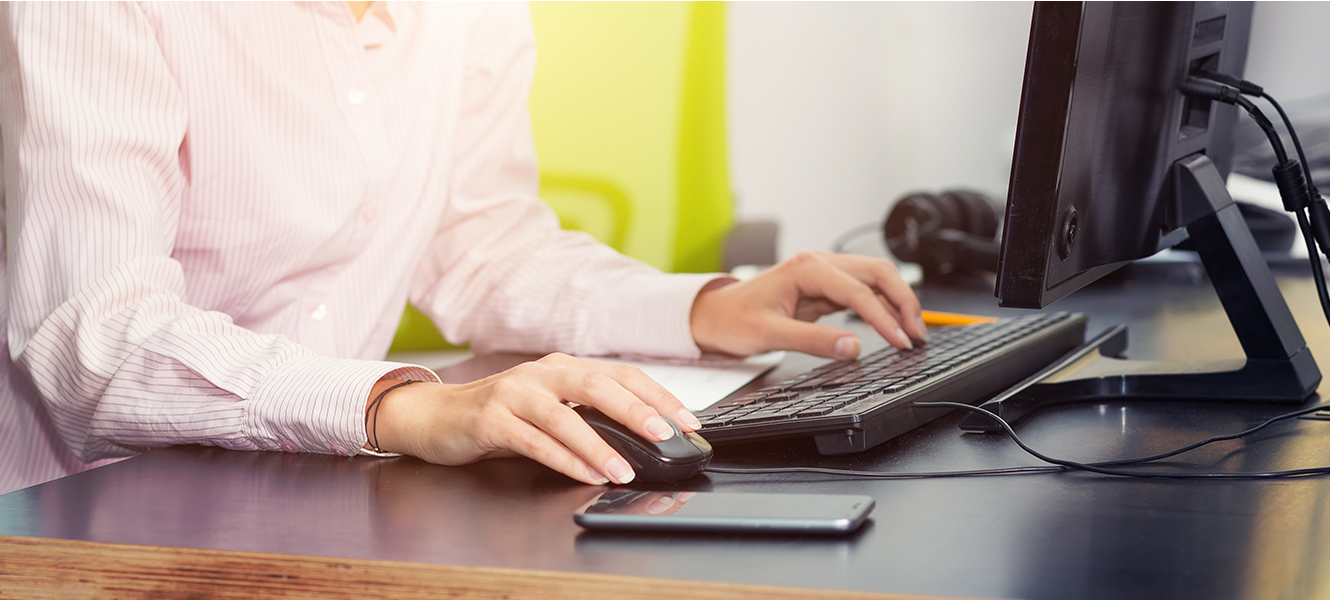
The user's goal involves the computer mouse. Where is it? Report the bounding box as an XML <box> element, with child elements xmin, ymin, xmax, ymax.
<box><xmin>573</xmin><ymin>405</ymin><xmax>713</xmax><ymax>483</ymax></box>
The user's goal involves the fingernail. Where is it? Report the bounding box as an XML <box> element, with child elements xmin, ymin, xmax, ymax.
<box><xmin>607</xmin><ymin>457</ymin><xmax>634</xmax><ymax>484</ymax></box>
<box><xmin>678</xmin><ymin>408</ymin><xmax>702</xmax><ymax>430</ymax></box>
<box><xmin>897</xmin><ymin>328</ymin><xmax>914</xmax><ymax>350</ymax></box>
<box><xmin>915</xmin><ymin>316</ymin><xmax>929</xmax><ymax>342</ymax></box>
<box><xmin>587</xmin><ymin>467</ymin><xmax>609</xmax><ymax>485</ymax></box>
<box><xmin>647</xmin><ymin>496</ymin><xmax>676</xmax><ymax>514</ymax></box>
<box><xmin>645</xmin><ymin>416</ymin><xmax>674</xmax><ymax>441</ymax></box>
<box><xmin>834</xmin><ymin>336</ymin><xmax>859</xmax><ymax>359</ymax></box>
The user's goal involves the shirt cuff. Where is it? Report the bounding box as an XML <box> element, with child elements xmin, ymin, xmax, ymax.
<box><xmin>244</xmin><ymin>356</ymin><xmax>438</xmax><ymax>457</ymax></box>
<box><xmin>588</xmin><ymin>272</ymin><xmax>734</xmax><ymax>359</ymax></box>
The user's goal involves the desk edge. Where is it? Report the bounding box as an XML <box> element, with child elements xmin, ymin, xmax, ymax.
<box><xmin>0</xmin><ymin>535</ymin><xmax>958</xmax><ymax>600</ymax></box>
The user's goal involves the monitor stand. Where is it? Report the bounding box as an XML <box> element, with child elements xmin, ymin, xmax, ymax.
<box><xmin>960</xmin><ymin>154</ymin><xmax>1321</xmax><ymax>432</ymax></box>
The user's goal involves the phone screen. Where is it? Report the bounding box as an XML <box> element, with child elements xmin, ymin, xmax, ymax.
<box><xmin>574</xmin><ymin>491</ymin><xmax>875</xmax><ymax>534</ymax></box>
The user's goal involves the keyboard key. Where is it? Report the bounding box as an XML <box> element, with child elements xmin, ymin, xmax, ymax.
<box><xmin>731</xmin><ymin>409</ymin><xmax>789</xmax><ymax>424</ymax></box>
<box><xmin>795</xmin><ymin>405</ymin><xmax>837</xmax><ymax>417</ymax></box>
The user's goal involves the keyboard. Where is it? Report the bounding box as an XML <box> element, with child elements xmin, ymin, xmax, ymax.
<box><xmin>696</xmin><ymin>312</ymin><xmax>1087</xmax><ymax>455</ymax></box>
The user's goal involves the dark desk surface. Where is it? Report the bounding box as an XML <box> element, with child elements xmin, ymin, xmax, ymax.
<box><xmin>3</xmin><ymin>262</ymin><xmax>1330</xmax><ymax>600</ymax></box>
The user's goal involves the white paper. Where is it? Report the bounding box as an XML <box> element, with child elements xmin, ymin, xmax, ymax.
<box><xmin>592</xmin><ymin>352</ymin><xmax>785</xmax><ymax>412</ymax></box>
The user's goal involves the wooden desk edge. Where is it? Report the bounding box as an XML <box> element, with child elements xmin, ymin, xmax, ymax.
<box><xmin>0</xmin><ymin>535</ymin><xmax>969</xmax><ymax>600</ymax></box>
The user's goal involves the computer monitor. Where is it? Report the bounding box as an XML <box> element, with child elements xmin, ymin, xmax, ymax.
<box><xmin>998</xmin><ymin>1</ymin><xmax>1250</xmax><ymax>308</ymax></box>
<box><xmin>975</xmin><ymin>1</ymin><xmax>1318</xmax><ymax>424</ymax></box>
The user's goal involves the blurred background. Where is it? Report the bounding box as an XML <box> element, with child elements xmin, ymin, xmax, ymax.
<box><xmin>725</xmin><ymin>1</ymin><xmax>1330</xmax><ymax>260</ymax></box>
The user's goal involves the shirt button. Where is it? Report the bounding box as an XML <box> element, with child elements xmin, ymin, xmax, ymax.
<box><xmin>361</xmin><ymin>204</ymin><xmax>379</xmax><ymax>223</ymax></box>
<box><xmin>330</xmin><ymin>445</ymin><xmax>349</xmax><ymax>457</ymax></box>
<box><xmin>310</xmin><ymin>304</ymin><xmax>328</xmax><ymax>321</ymax></box>
<box><xmin>347</xmin><ymin>89</ymin><xmax>366</xmax><ymax>105</ymax></box>
<box><xmin>279</xmin><ymin>440</ymin><xmax>299</xmax><ymax>453</ymax></box>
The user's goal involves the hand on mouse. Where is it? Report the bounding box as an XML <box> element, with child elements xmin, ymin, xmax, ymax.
<box><xmin>690</xmin><ymin>251</ymin><xmax>927</xmax><ymax>359</ymax></box>
<box><xmin>365</xmin><ymin>353</ymin><xmax>700</xmax><ymax>486</ymax></box>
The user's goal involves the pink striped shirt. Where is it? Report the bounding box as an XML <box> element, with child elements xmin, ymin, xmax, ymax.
<box><xmin>0</xmin><ymin>2</ymin><xmax>716</xmax><ymax>495</ymax></box>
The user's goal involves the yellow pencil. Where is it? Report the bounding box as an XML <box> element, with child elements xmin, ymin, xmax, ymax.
<box><xmin>921</xmin><ymin>310</ymin><xmax>998</xmax><ymax>327</ymax></box>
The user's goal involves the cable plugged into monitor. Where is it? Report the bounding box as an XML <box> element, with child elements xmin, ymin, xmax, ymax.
<box><xmin>1191</xmin><ymin>70</ymin><xmax>1263</xmax><ymax>97</ymax></box>
<box><xmin>1183</xmin><ymin>73</ymin><xmax>1330</xmax><ymax>328</ymax></box>
<box><xmin>1191</xmin><ymin>70</ymin><xmax>1330</xmax><ymax>254</ymax></box>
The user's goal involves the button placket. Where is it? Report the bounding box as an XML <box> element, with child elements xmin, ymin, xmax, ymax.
<box><xmin>317</xmin><ymin>17</ymin><xmax>394</xmax><ymax>237</ymax></box>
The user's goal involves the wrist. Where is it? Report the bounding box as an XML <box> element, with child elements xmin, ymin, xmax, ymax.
<box><xmin>365</xmin><ymin>379</ymin><xmax>425</xmax><ymax>454</ymax></box>
<box><xmin>689</xmin><ymin>279</ymin><xmax>738</xmax><ymax>355</ymax></box>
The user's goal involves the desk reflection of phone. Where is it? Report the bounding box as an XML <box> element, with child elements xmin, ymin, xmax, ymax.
<box><xmin>574</xmin><ymin>491</ymin><xmax>874</xmax><ymax>535</ymax></box>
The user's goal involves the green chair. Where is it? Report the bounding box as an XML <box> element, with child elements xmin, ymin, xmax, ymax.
<box><xmin>389</xmin><ymin>1</ymin><xmax>736</xmax><ymax>353</ymax></box>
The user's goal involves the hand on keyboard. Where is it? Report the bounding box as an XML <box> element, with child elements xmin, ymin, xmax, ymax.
<box><xmin>689</xmin><ymin>251</ymin><xmax>928</xmax><ymax>359</ymax></box>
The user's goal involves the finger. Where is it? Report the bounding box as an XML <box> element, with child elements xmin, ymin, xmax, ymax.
<box><xmin>588</xmin><ymin>361</ymin><xmax>701</xmax><ymax>432</ymax></box>
<box><xmin>646</xmin><ymin>494</ymin><xmax>680</xmax><ymax>515</ymax></box>
<box><xmin>793</xmin><ymin>297</ymin><xmax>847</xmax><ymax>323</ymax></box>
<box><xmin>511</xmin><ymin>392</ymin><xmax>644</xmax><ymax>485</ymax></box>
<box><xmin>824</xmin><ymin>254</ymin><xmax>926</xmax><ymax>341</ymax></box>
<box><xmin>761</xmin><ymin>315</ymin><xmax>862</xmax><ymax>360</ymax></box>
<box><xmin>541</xmin><ymin>354</ymin><xmax>700</xmax><ymax>432</ymax></box>
<box><xmin>876</xmin><ymin>293</ymin><xmax>904</xmax><ymax>330</ymax></box>
<box><xmin>552</xmin><ymin>368</ymin><xmax>681</xmax><ymax>445</ymax></box>
<box><xmin>790</xmin><ymin>255</ymin><xmax>913</xmax><ymax>350</ymax></box>
<box><xmin>493</xmin><ymin>412</ymin><xmax>620</xmax><ymax>485</ymax></box>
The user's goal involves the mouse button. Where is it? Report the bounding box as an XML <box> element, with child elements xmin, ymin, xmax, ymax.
<box><xmin>684</xmin><ymin>431</ymin><xmax>713</xmax><ymax>454</ymax></box>
<box><xmin>575</xmin><ymin>406</ymin><xmax>655</xmax><ymax>446</ymax></box>
<box><xmin>683</xmin><ymin>433</ymin><xmax>713</xmax><ymax>463</ymax></box>
<box><xmin>653</xmin><ymin>437</ymin><xmax>701</xmax><ymax>462</ymax></box>
<box><xmin>585</xmin><ymin>419</ymin><xmax>657</xmax><ymax>455</ymax></box>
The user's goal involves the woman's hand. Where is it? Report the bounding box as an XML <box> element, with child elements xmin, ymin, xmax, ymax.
<box><xmin>690</xmin><ymin>251</ymin><xmax>927</xmax><ymax>359</ymax></box>
<box><xmin>367</xmin><ymin>353</ymin><xmax>700</xmax><ymax>486</ymax></box>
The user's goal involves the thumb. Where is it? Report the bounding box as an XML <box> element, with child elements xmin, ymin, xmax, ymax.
<box><xmin>763</xmin><ymin>317</ymin><xmax>861</xmax><ymax>360</ymax></box>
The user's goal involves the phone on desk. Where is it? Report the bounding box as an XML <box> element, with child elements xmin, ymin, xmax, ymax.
<box><xmin>574</xmin><ymin>490</ymin><xmax>875</xmax><ymax>535</ymax></box>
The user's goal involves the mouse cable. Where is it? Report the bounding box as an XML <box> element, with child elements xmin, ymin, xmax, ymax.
<box><xmin>705</xmin><ymin>401</ymin><xmax>1330</xmax><ymax>481</ymax></box>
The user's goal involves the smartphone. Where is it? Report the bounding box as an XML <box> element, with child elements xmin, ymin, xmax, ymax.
<box><xmin>573</xmin><ymin>490</ymin><xmax>875</xmax><ymax>535</ymax></box>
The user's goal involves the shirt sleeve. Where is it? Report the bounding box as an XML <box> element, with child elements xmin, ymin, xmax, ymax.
<box><xmin>408</xmin><ymin>3</ymin><xmax>726</xmax><ymax>359</ymax></box>
<box><xmin>0</xmin><ymin>3</ymin><xmax>435</xmax><ymax>464</ymax></box>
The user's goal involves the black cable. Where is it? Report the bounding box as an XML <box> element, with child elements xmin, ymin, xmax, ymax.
<box><xmin>1042</xmin><ymin>400</ymin><xmax>1330</xmax><ymax>467</ymax></box>
<box><xmin>1261</xmin><ymin>92</ymin><xmax>1314</xmax><ymax>185</ymax></box>
<box><xmin>706</xmin><ymin>402</ymin><xmax>1330</xmax><ymax>481</ymax></box>
<box><xmin>1249</xmin><ymin>90</ymin><xmax>1330</xmax><ymax>325</ymax></box>
<box><xmin>705</xmin><ymin>464</ymin><xmax>1068</xmax><ymax>480</ymax></box>
<box><xmin>1259</xmin><ymin>91</ymin><xmax>1330</xmax><ymax>327</ymax></box>
<box><xmin>1188</xmin><ymin>73</ymin><xmax>1330</xmax><ymax>326</ymax></box>
<box><xmin>915</xmin><ymin>401</ymin><xmax>1330</xmax><ymax>479</ymax></box>
<box><xmin>1294</xmin><ymin>208</ymin><xmax>1330</xmax><ymax>326</ymax></box>
<box><xmin>1236</xmin><ymin>95</ymin><xmax>1290</xmax><ymax>165</ymax></box>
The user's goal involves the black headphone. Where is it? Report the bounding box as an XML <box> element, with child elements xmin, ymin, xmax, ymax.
<box><xmin>882</xmin><ymin>190</ymin><xmax>1003</xmax><ymax>278</ymax></box>
<box><xmin>884</xmin><ymin>189</ymin><xmax>1297</xmax><ymax>279</ymax></box>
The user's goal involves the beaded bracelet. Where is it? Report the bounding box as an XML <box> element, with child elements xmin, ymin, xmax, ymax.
<box><xmin>365</xmin><ymin>380</ymin><xmax>420</xmax><ymax>453</ymax></box>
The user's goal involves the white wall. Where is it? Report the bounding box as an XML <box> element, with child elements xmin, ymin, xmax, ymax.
<box><xmin>728</xmin><ymin>2</ymin><xmax>1033</xmax><ymax>260</ymax></box>
<box><xmin>728</xmin><ymin>1</ymin><xmax>1330</xmax><ymax>261</ymax></box>
<box><xmin>1246</xmin><ymin>2</ymin><xmax>1330</xmax><ymax>109</ymax></box>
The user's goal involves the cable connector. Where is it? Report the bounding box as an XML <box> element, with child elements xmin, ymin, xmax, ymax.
<box><xmin>1193</xmin><ymin>70</ymin><xmax>1264</xmax><ymax>96</ymax></box>
<box><xmin>1179</xmin><ymin>77</ymin><xmax>1243</xmax><ymax>104</ymax></box>
<box><xmin>1272</xmin><ymin>160</ymin><xmax>1312</xmax><ymax>212</ymax></box>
